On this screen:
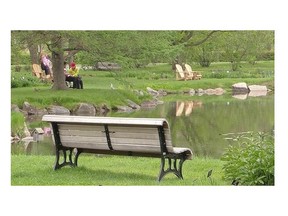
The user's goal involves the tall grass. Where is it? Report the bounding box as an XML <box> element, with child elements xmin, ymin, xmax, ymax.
<box><xmin>11</xmin><ymin>111</ymin><xmax>25</xmax><ymax>137</ymax></box>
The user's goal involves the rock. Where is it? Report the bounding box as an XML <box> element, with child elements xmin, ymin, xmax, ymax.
<box><xmin>11</xmin><ymin>104</ymin><xmax>20</xmax><ymax>112</ymax></box>
<box><xmin>248</xmin><ymin>85</ymin><xmax>267</xmax><ymax>92</ymax></box>
<box><xmin>214</xmin><ymin>88</ymin><xmax>225</xmax><ymax>95</ymax></box>
<box><xmin>157</xmin><ymin>89</ymin><xmax>167</xmax><ymax>96</ymax></box>
<box><xmin>22</xmin><ymin>101</ymin><xmax>38</xmax><ymax>115</ymax></box>
<box><xmin>147</xmin><ymin>87</ymin><xmax>159</xmax><ymax>97</ymax></box>
<box><xmin>204</xmin><ymin>88</ymin><xmax>216</xmax><ymax>95</ymax></box>
<box><xmin>46</xmin><ymin>105</ymin><xmax>70</xmax><ymax>115</ymax></box>
<box><xmin>126</xmin><ymin>99</ymin><xmax>141</xmax><ymax>110</ymax></box>
<box><xmin>113</xmin><ymin>106</ymin><xmax>133</xmax><ymax>112</ymax></box>
<box><xmin>195</xmin><ymin>88</ymin><xmax>204</xmax><ymax>96</ymax></box>
<box><xmin>248</xmin><ymin>85</ymin><xmax>268</xmax><ymax>97</ymax></box>
<box><xmin>188</xmin><ymin>89</ymin><xmax>195</xmax><ymax>95</ymax></box>
<box><xmin>73</xmin><ymin>103</ymin><xmax>96</xmax><ymax>116</ymax></box>
<box><xmin>99</xmin><ymin>104</ymin><xmax>110</xmax><ymax>116</ymax></box>
<box><xmin>232</xmin><ymin>82</ymin><xmax>249</xmax><ymax>94</ymax></box>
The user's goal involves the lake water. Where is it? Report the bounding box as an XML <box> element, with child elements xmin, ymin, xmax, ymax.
<box><xmin>12</xmin><ymin>94</ymin><xmax>274</xmax><ymax>159</ymax></box>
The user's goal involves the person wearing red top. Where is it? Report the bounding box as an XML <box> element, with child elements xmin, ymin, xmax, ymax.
<box><xmin>64</xmin><ymin>61</ymin><xmax>76</xmax><ymax>88</ymax></box>
<box><xmin>67</xmin><ymin>62</ymin><xmax>83</xmax><ymax>89</ymax></box>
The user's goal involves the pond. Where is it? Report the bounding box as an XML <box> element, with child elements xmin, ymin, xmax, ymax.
<box><xmin>11</xmin><ymin>94</ymin><xmax>274</xmax><ymax>159</ymax></box>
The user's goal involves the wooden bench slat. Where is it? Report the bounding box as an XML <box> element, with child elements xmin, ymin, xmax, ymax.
<box><xmin>42</xmin><ymin>115</ymin><xmax>168</xmax><ymax>127</ymax></box>
<box><xmin>59</xmin><ymin>124</ymin><xmax>104</xmax><ymax>131</ymax></box>
<box><xmin>113</xmin><ymin>144</ymin><xmax>161</xmax><ymax>152</ymax></box>
<box><xmin>61</xmin><ymin>142</ymin><xmax>110</xmax><ymax>150</ymax></box>
<box><xmin>60</xmin><ymin>135</ymin><xmax>108</xmax><ymax>144</ymax></box>
<box><xmin>59</xmin><ymin>123</ymin><xmax>166</xmax><ymax>134</ymax></box>
<box><xmin>59</xmin><ymin>129</ymin><xmax>104</xmax><ymax>137</ymax></box>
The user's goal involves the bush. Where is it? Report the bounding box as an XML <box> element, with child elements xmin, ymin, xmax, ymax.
<box><xmin>11</xmin><ymin>72</ymin><xmax>46</xmax><ymax>88</ymax></box>
<box><xmin>221</xmin><ymin>131</ymin><xmax>274</xmax><ymax>185</ymax></box>
<box><xmin>11</xmin><ymin>111</ymin><xmax>25</xmax><ymax>137</ymax></box>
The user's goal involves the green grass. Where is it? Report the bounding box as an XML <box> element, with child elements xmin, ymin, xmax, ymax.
<box><xmin>11</xmin><ymin>154</ymin><xmax>228</xmax><ymax>186</ymax></box>
<box><xmin>11</xmin><ymin>61</ymin><xmax>274</xmax><ymax>110</ymax></box>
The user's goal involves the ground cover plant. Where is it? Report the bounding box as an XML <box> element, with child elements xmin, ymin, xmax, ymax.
<box><xmin>221</xmin><ymin>131</ymin><xmax>274</xmax><ymax>185</ymax></box>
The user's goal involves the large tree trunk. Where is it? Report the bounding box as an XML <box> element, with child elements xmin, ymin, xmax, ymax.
<box><xmin>50</xmin><ymin>38</ymin><xmax>68</xmax><ymax>90</ymax></box>
<box><xmin>28</xmin><ymin>43</ymin><xmax>40</xmax><ymax>64</ymax></box>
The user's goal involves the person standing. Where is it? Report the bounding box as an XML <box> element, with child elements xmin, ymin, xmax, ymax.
<box><xmin>40</xmin><ymin>53</ymin><xmax>51</xmax><ymax>76</ymax></box>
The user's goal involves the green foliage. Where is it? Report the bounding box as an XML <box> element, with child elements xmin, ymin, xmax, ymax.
<box><xmin>11</xmin><ymin>71</ymin><xmax>49</xmax><ymax>88</ymax></box>
<box><xmin>202</xmin><ymin>61</ymin><xmax>274</xmax><ymax>79</ymax></box>
<box><xmin>221</xmin><ymin>131</ymin><xmax>274</xmax><ymax>185</ymax></box>
<box><xmin>12</xmin><ymin>30</ymin><xmax>274</xmax><ymax>72</ymax></box>
<box><xmin>11</xmin><ymin>111</ymin><xmax>25</xmax><ymax>137</ymax></box>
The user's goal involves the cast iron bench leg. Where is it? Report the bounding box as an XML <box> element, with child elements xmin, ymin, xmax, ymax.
<box><xmin>158</xmin><ymin>156</ymin><xmax>185</xmax><ymax>182</ymax></box>
<box><xmin>54</xmin><ymin>147</ymin><xmax>76</xmax><ymax>170</ymax></box>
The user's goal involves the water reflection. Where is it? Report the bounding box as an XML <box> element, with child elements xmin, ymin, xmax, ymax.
<box><xmin>13</xmin><ymin>95</ymin><xmax>274</xmax><ymax>159</ymax></box>
<box><xmin>232</xmin><ymin>90</ymin><xmax>268</xmax><ymax>99</ymax></box>
<box><xmin>11</xmin><ymin>136</ymin><xmax>55</xmax><ymax>155</ymax></box>
<box><xmin>113</xmin><ymin>95</ymin><xmax>274</xmax><ymax>158</ymax></box>
<box><xmin>175</xmin><ymin>101</ymin><xmax>202</xmax><ymax>116</ymax></box>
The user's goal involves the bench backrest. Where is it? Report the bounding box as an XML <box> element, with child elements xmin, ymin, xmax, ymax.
<box><xmin>175</xmin><ymin>64</ymin><xmax>186</xmax><ymax>80</ymax></box>
<box><xmin>184</xmin><ymin>64</ymin><xmax>192</xmax><ymax>73</ymax></box>
<box><xmin>32</xmin><ymin>64</ymin><xmax>43</xmax><ymax>78</ymax></box>
<box><xmin>42</xmin><ymin>115</ymin><xmax>174</xmax><ymax>154</ymax></box>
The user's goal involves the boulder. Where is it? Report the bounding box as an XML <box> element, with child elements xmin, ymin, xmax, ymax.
<box><xmin>248</xmin><ymin>85</ymin><xmax>267</xmax><ymax>92</ymax></box>
<box><xmin>73</xmin><ymin>103</ymin><xmax>96</xmax><ymax>116</ymax></box>
<box><xmin>46</xmin><ymin>105</ymin><xmax>70</xmax><ymax>115</ymax></box>
<box><xmin>126</xmin><ymin>99</ymin><xmax>141</xmax><ymax>110</ymax></box>
<box><xmin>232</xmin><ymin>82</ymin><xmax>249</xmax><ymax>94</ymax></box>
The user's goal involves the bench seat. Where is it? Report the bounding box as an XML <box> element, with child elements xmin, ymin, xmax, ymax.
<box><xmin>42</xmin><ymin>115</ymin><xmax>193</xmax><ymax>181</ymax></box>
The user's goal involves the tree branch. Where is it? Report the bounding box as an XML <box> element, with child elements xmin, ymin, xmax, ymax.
<box><xmin>186</xmin><ymin>30</ymin><xmax>220</xmax><ymax>47</ymax></box>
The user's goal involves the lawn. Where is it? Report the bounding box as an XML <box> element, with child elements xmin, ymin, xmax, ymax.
<box><xmin>11</xmin><ymin>154</ymin><xmax>229</xmax><ymax>186</ymax></box>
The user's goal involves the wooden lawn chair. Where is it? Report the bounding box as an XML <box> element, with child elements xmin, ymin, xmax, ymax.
<box><xmin>32</xmin><ymin>64</ymin><xmax>45</xmax><ymax>79</ymax></box>
<box><xmin>184</xmin><ymin>64</ymin><xmax>202</xmax><ymax>80</ymax></box>
<box><xmin>32</xmin><ymin>64</ymin><xmax>53</xmax><ymax>80</ymax></box>
<box><xmin>175</xmin><ymin>64</ymin><xmax>192</xmax><ymax>81</ymax></box>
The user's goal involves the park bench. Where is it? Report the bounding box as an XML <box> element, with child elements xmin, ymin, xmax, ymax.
<box><xmin>42</xmin><ymin>115</ymin><xmax>193</xmax><ymax>181</ymax></box>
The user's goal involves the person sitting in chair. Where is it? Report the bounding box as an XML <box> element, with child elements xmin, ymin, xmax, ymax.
<box><xmin>64</xmin><ymin>61</ymin><xmax>75</xmax><ymax>88</ymax></box>
<box><xmin>68</xmin><ymin>62</ymin><xmax>83</xmax><ymax>89</ymax></box>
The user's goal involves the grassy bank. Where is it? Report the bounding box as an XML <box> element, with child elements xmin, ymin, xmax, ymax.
<box><xmin>11</xmin><ymin>154</ymin><xmax>228</xmax><ymax>186</ymax></box>
<box><xmin>11</xmin><ymin>61</ymin><xmax>274</xmax><ymax>110</ymax></box>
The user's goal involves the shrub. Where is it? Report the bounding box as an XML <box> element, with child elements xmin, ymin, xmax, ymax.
<box><xmin>221</xmin><ymin>131</ymin><xmax>274</xmax><ymax>185</ymax></box>
<box><xmin>11</xmin><ymin>111</ymin><xmax>25</xmax><ymax>137</ymax></box>
<box><xmin>11</xmin><ymin>72</ymin><xmax>45</xmax><ymax>88</ymax></box>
